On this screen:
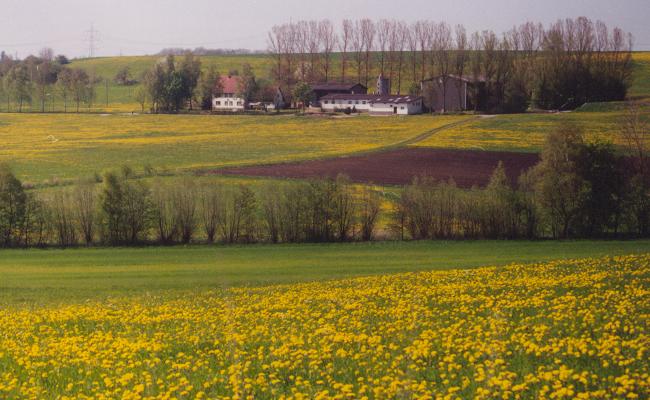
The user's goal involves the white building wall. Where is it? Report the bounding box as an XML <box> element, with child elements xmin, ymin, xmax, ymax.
<box><xmin>370</xmin><ymin>101</ymin><xmax>422</xmax><ymax>115</ymax></box>
<box><xmin>321</xmin><ymin>99</ymin><xmax>372</xmax><ymax>112</ymax></box>
<box><xmin>212</xmin><ymin>95</ymin><xmax>246</xmax><ymax>111</ymax></box>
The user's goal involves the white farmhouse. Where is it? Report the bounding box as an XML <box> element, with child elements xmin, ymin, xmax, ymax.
<box><xmin>212</xmin><ymin>75</ymin><xmax>245</xmax><ymax>112</ymax></box>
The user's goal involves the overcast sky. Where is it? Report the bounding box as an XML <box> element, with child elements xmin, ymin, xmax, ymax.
<box><xmin>1</xmin><ymin>0</ymin><xmax>648</xmax><ymax>58</ymax></box>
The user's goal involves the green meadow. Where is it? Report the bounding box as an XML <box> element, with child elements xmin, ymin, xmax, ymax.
<box><xmin>2</xmin><ymin>239</ymin><xmax>649</xmax><ymax>304</ymax></box>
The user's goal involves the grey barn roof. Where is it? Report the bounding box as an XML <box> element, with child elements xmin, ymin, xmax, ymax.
<box><xmin>320</xmin><ymin>93</ymin><xmax>422</xmax><ymax>104</ymax></box>
<box><xmin>312</xmin><ymin>83</ymin><xmax>367</xmax><ymax>91</ymax></box>
<box><xmin>421</xmin><ymin>74</ymin><xmax>487</xmax><ymax>83</ymax></box>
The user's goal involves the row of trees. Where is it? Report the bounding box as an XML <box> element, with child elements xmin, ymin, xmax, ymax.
<box><xmin>268</xmin><ymin>17</ymin><xmax>634</xmax><ymax>111</ymax></box>
<box><xmin>0</xmin><ymin>50</ymin><xmax>96</xmax><ymax>112</ymax></box>
<box><xmin>0</xmin><ymin>169</ymin><xmax>382</xmax><ymax>247</ymax></box>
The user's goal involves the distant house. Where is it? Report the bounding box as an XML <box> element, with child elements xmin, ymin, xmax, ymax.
<box><xmin>420</xmin><ymin>74</ymin><xmax>487</xmax><ymax>112</ymax></box>
<box><xmin>320</xmin><ymin>93</ymin><xmax>423</xmax><ymax>115</ymax></box>
<box><xmin>311</xmin><ymin>82</ymin><xmax>368</xmax><ymax>104</ymax></box>
<box><xmin>212</xmin><ymin>75</ymin><xmax>245</xmax><ymax>112</ymax></box>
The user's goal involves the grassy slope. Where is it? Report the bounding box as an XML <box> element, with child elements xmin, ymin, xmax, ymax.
<box><xmin>413</xmin><ymin>106</ymin><xmax>650</xmax><ymax>152</ymax></box>
<box><xmin>1</xmin><ymin>239</ymin><xmax>649</xmax><ymax>304</ymax></box>
<box><xmin>0</xmin><ymin>113</ymin><xmax>465</xmax><ymax>183</ymax></box>
<box><xmin>630</xmin><ymin>52</ymin><xmax>650</xmax><ymax>100</ymax></box>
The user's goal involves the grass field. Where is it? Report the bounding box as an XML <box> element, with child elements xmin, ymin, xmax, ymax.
<box><xmin>414</xmin><ymin>105</ymin><xmax>650</xmax><ymax>152</ymax></box>
<box><xmin>2</xmin><ymin>240</ymin><xmax>649</xmax><ymax>305</ymax></box>
<box><xmin>0</xmin><ymin>251</ymin><xmax>647</xmax><ymax>398</ymax></box>
<box><xmin>0</xmin><ymin>113</ymin><xmax>466</xmax><ymax>183</ymax></box>
<box><xmin>0</xmin><ymin>107</ymin><xmax>648</xmax><ymax>185</ymax></box>
<box><xmin>630</xmin><ymin>52</ymin><xmax>650</xmax><ymax>100</ymax></box>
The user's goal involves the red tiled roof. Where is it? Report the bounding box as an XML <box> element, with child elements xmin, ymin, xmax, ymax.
<box><xmin>217</xmin><ymin>75</ymin><xmax>241</xmax><ymax>94</ymax></box>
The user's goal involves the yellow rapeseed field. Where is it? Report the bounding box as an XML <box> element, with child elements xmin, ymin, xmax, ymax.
<box><xmin>0</xmin><ymin>255</ymin><xmax>648</xmax><ymax>399</ymax></box>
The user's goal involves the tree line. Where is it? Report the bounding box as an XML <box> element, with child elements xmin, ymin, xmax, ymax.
<box><xmin>1</xmin><ymin>105</ymin><xmax>647</xmax><ymax>248</ymax></box>
<box><xmin>0</xmin><ymin>49</ymin><xmax>97</xmax><ymax>112</ymax></box>
<box><xmin>268</xmin><ymin>17</ymin><xmax>634</xmax><ymax>112</ymax></box>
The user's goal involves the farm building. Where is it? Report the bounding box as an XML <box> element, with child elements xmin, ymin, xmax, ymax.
<box><xmin>311</xmin><ymin>82</ymin><xmax>368</xmax><ymax>103</ymax></box>
<box><xmin>320</xmin><ymin>94</ymin><xmax>423</xmax><ymax>115</ymax></box>
<box><xmin>420</xmin><ymin>74</ymin><xmax>486</xmax><ymax>112</ymax></box>
<box><xmin>212</xmin><ymin>75</ymin><xmax>245</xmax><ymax>112</ymax></box>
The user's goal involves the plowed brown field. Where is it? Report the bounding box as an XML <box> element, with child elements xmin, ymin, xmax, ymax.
<box><xmin>211</xmin><ymin>148</ymin><xmax>540</xmax><ymax>187</ymax></box>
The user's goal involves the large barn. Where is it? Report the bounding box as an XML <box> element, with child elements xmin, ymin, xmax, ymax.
<box><xmin>311</xmin><ymin>82</ymin><xmax>368</xmax><ymax>103</ymax></box>
<box><xmin>420</xmin><ymin>74</ymin><xmax>486</xmax><ymax>112</ymax></box>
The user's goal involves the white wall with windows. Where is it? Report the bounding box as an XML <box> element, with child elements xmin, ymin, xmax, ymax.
<box><xmin>320</xmin><ymin>98</ymin><xmax>371</xmax><ymax>112</ymax></box>
<box><xmin>212</xmin><ymin>95</ymin><xmax>245</xmax><ymax>111</ymax></box>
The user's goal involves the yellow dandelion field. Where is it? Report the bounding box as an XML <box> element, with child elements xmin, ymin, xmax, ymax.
<box><xmin>0</xmin><ymin>255</ymin><xmax>648</xmax><ymax>399</ymax></box>
<box><xmin>0</xmin><ymin>113</ymin><xmax>464</xmax><ymax>182</ymax></box>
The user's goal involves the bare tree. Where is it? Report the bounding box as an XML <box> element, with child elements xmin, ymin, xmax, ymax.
<box><xmin>268</xmin><ymin>24</ymin><xmax>286</xmax><ymax>83</ymax></box>
<box><xmin>454</xmin><ymin>24</ymin><xmax>468</xmax><ymax>110</ymax></box>
<box><xmin>351</xmin><ymin>21</ymin><xmax>365</xmax><ymax>84</ymax></box>
<box><xmin>432</xmin><ymin>22</ymin><xmax>453</xmax><ymax>113</ymax></box>
<box><xmin>415</xmin><ymin>21</ymin><xmax>431</xmax><ymax>82</ymax></box>
<box><xmin>621</xmin><ymin>102</ymin><xmax>650</xmax><ymax>234</ymax></box>
<box><xmin>376</xmin><ymin>19</ymin><xmax>391</xmax><ymax>75</ymax></box>
<box><xmin>261</xmin><ymin>184</ymin><xmax>282</xmax><ymax>243</ymax></box>
<box><xmin>320</xmin><ymin>20</ymin><xmax>338</xmax><ymax>82</ymax></box>
<box><xmin>393</xmin><ymin>21</ymin><xmax>408</xmax><ymax>94</ymax></box>
<box><xmin>622</xmin><ymin>102</ymin><xmax>649</xmax><ymax>177</ymax></box>
<box><xmin>73</xmin><ymin>180</ymin><xmax>96</xmax><ymax>246</ymax></box>
<box><xmin>340</xmin><ymin>19</ymin><xmax>353</xmax><ymax>82</ymax></box>
<box><xmin>295</xmin><ymin>21</ymin><xmax>309</xmax><ymax>82</ymax></box>
<box><xmin>175</xmin><ymin>179</ymin><xmax>197</xmax><ymax>244</ymax></box>
<box><xmin>152</xmin><ymin>182</ymin><xmax>178</xmax><ymax>244</ymax></box>
<box><xmin>333</xmin><ymin>175</ymin><xmax>356</xmax><ymax>241</ymax></box>
<box><xmin>200</xmin><ymin>184</ymin><xmax>223</xmax><ymax>244</ymax></box>
<box><xmin>307</xmin><ymin>20</ymin><xmax>322</xmax><ymax>81</ymax></box>
<box><xmin>49</xmin><ymin>191</ymin><xmax>77</xmax><ymax>247</ymax></box>
<box><xmin>361</xmin><ymin>19</ymin><xmax>376</xmax><ymax>86</ymax></box>
<box><xmin>407</xmin><ymin>23</ymin><xmax>419</xmax><ymax>88</ymax></box>
<box><xmin>358</xmin><ymin>187</ymin><xmax>381</xmax><ymax>241</ymax></box>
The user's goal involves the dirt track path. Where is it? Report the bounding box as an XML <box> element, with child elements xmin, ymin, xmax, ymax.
<box><xmin>390</xmin><ymin>116</ymin><xmax>480</xmax><ymax>148</ymax></box>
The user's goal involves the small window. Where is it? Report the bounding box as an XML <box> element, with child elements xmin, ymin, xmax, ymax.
<box><xmin>362</xmin><ymin>101</ymin><xmax>366</xmax><ymax>105</ymax></box>
<box><xmin>237</xmin><ymin>101</ymin><xmax>243</xmax><ymax>106</ymax></box>
<box><xmin>215</xmin><ymin>101</ymin><xmax>221</xmax><ymax>106</ymax></box>
<box><xmin>324</xmin><ymin>101</ymin><xmax>329</xmax><ymax>104</ymax></box>
<box><xmin>401</xmin><ymin>106</ymin><xmax>405</xmax><ymax>109</ymax></box>
<box><xmin>355</xmin><ymin>100</ymin><xmax>359</xmax><ymax>104</ymax></box>
<box><xmin>348</xmin><ymin>101</ymin><xmax>352</xmax><ymax>105</ymax></box>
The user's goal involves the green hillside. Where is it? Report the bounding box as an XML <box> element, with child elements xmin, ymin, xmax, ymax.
<box><xmin>2</xmin><ymin>240</ymin><xmax>649</xmax><ymax>304</ymax></box>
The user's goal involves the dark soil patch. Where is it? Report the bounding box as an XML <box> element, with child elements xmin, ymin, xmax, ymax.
<box><xmin>210</xmin><ymin>148</ymin><xmax>540</xmax><ymax>188</ymax></box>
